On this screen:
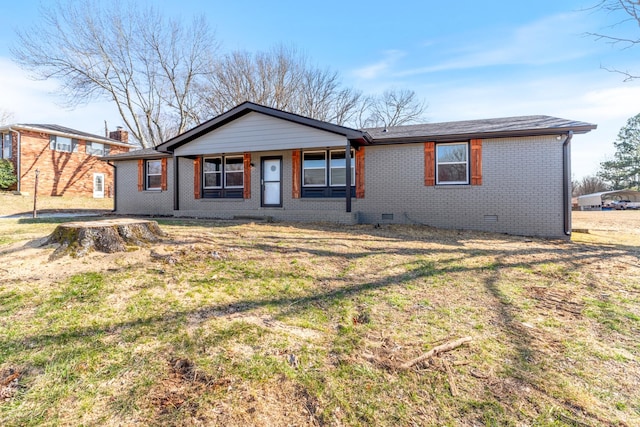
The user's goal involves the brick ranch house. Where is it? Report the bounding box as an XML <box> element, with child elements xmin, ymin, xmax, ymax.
<box><xmin>0</xmin><ymin>124</ymin><xmax>134</xmax><ymax>197</ymax></box>
<box><xmin>103</xmin><ymin>102</ymin><xmax>596</xmax><ymax>238</ymax></box>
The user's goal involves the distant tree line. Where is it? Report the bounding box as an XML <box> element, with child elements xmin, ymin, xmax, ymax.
<box><xmin>11</xmin><ymin>1</ymin><xmax>426</xmax><ymax>148</ymax></box>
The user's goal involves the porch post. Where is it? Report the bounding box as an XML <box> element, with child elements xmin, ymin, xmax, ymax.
<box><xmin>345</xmin><ymin>140</ymin><xmax>351</xmax><ymax>213</ymax></box>
<box><xmin>173</xmin><ymin>155</ymin><xmax>179</xmax><ymax>211</ymax></box>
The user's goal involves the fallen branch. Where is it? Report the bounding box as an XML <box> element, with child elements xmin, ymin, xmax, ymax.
<box><xmin>399</xmin><ymin>336</ymin><xmax>472</xmax><ymax>370</ymax></box>
<box><xmin>443</xmin><ymin>360</ymin><xmax>459</xmax><ymax>397</ymax></box>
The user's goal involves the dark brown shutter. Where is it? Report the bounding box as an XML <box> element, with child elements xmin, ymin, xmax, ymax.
<box><xmin>243</xmin><ymin>153</ymin><xmax>251</xmax><ymax>199</ymax></box>
<box><xmin>355</xmin><ymin>147</ymin><xmax>365</xmax><ymax>198</ymax></box>
<box><xmin>470</xmin><ymin>139</ymin><xmax>482</xmax><ymax>185</ymax></box>
<box><xmin>424</xmin><ymin>142</ymin><xmax>435</xmax><ymax>186</ymax></box>
<box><xmin>138</xmin><ymin>159</ymin><xmax>144</xmax><ymax>191</ymax></box>
<box><xmin>160</xmin><ymin>158</ymin><xmax>168</xmax><ymax>191</ymax></box>
<box><xmin>292</xmin><ymin>150</ymin><xmax>301</xmax><ymax>199</ymax></box>
<box><xmin>193</xmin><ymin>157</ymin><xmax>201</xmax><ymax>199</ymax></box>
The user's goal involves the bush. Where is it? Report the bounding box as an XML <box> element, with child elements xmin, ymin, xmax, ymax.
<box><xmin>0</xmin><ymin>159</ymin><xmax>17</xmax><ymax>189</ymax></box>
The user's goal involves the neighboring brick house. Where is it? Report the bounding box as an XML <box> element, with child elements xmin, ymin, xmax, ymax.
<box><xmin>103</xmin><ymin>102</ymin><xmax>597</xmax><ymax>238</ymax></box>
<box><xmin>0</xmin><ymin>124</ymin><xmax>134</xmax><ymax>197</ymax></box>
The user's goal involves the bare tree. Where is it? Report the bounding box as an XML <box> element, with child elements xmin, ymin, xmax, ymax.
<box><xmin>11</xmin><ymin>0</ymin><xmax>217</xmax><ymax>147</ymax></box>
<box><xmin>360</xmin><ymin>89</ymin><xmax>427</xmax><ymax>128</ymax></box>
<box><xmin>0</xmin><ymin>109</ymin><xmax>14</xmax><ymax>126</ymax></box>
<box><xmin>588</xmin><ymin>0</ymin><xmax>640</xmax><ymax>81</ymax></box>
<box><xmin>199</xmin><ymin>45</ymin><xmax>364</xmax><ymax>126</ymax></box>
<box><xmin>572</xmin><ymin>175</ymin><xmax>610</xmax><ymax>196</ymax></box>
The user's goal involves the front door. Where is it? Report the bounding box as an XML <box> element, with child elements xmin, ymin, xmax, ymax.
<box><xmin>261</xmin><ymin>157</ymin><xmax>282</xmax><ymax>207</ymax></box>
<box><xmin>93</xmin><ymin>173</ymin><xmax>105</xmax><ymax>198</ymax></box>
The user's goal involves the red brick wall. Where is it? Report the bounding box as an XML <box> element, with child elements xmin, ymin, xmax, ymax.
<box><xmin>18</xmin><ymin>130</ymin><xmax>129</xmax><ymax>197</ymax></box>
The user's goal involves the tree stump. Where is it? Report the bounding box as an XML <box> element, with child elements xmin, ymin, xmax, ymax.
<box><xmin>45</xmin><ymin>218</ymin><xmax>166</xmax><ymax>260</ymax></box>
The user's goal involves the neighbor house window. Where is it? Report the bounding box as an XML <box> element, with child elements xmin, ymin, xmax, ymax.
<box><xmin>146</xmin><ymin>159</ymin><xmax>162</xmax><ymax>190</ymax></box>
<box><xmin>436</xmin><ymin>142</ymin><xmax>468</xmax><ymax>184</ymax></box>
<box><xmin>1</xmin><ymin>133</ymin><xmax>11</xmax><ymax>159</ymax></box>
<box><xmin>201</xmin><ymin>155</ymin><xmax>244</xmax><ymax>198</ymax></box>
<box><xmin>49</xmin><ymin>135</ymin><xmax>78</xmax><ymax>153</ymax></box>
<box><xmin>301</xmin><ymin>149</ymin><xmax>355</xmax><ymax>197</ymax></box>
<box><xmin>86</xmin><ymin>142</ymin><xmax>110</xmax><ymax>156</ymax></box>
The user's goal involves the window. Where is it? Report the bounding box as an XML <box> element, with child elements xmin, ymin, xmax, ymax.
<box><xmin>1</xmin><ymin>133</ymin><xmax>11</xmax><ymax>159</ymax></box>
<box><xmin>224</xmin><ymin>156</ymin><xmax>244</xmax><ymax>188</ymax></box>
<box><xmin>330</xmin><ymin>150</ymin><xmax>355</xmax><ymax>186</ymax></box>
<box><xmin>86</xmin><ymin>142</ymin><xmax>110</xmax><ymax>156</ymax></box>
<box><xmin>146</xmin><ymin>159</ymin><xmax>162</xmax><ymax>190</ymax></box>
<box><xmin>201</xmin><ymin>155</ymin><xmax>244</xmax><ymax>198</ymax></box>
<box><xmin>301</xmin><ymin>149</ymin><xmax>355</xmax><ymax>197</ymax></box>
<box><xmin>49</xmin><ymin>135</ymin><xmax>78</xmax><ymax>153</ymax></box>
<box><xmin>303</xmin><ymin>151</ymin><xmax>326</xmax><ymax>186</ymax></box>
<box><xmin>203</xmin><ymin>157</ymin><xmax>222</xmax><ymax>188</ymax></box>
<box><xmin>436</xmin><ymin>142</ymin><xmax>468</xmax><ymax>184</ymax></box>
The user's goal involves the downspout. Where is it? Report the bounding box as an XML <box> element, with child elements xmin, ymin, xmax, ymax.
<box><xmin>563</xmin><ymin>131</ymin><xmax>573</xmax><ymax>236</ymax></box>
<box><xmin>107</xmin><ymin>160</ymin><xmax>117</xmax><ymax>213</ymax></box>
<box><xmin>173</xmin><ymin>155</ymin><xmax>179</xmax><ymax>211</ymax></box>
<box><xmin>345</xmin><ymin>140</ymin><xmax>352</xmax><ymax>213</ymax></box>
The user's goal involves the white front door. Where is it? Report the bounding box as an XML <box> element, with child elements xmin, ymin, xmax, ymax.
<box><xmin>261</xmin><ymin>157</ymin><xmax>282</xmax><ymax>207</ymax></box>
<box><xmin>93</xmin><ymin>173</ymin><xmax>105</xmax><ymax>198</ymax></box>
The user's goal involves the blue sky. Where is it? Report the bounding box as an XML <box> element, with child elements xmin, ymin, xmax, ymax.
<box><xmin>1</xmin><ymin>0</ymin><xmax>640</xmax><ymax>179</ymax></box>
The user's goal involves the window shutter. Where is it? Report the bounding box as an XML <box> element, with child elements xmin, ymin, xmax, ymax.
<box><xmin>424</xmin><ymin>142</ymin><xmax>435</xmax><ymax>186</ymax></box>
<box><xmin>470</xmin><ymin>139</ymin><xmax>482</xmax><ymax>185</ymax></box>
<box><xmin>194</xmin><ymin>157</ymin><xmax>201</xmax><ymax>199</ymax></box>
<box><xmin>292</xmin><ymin>150</ymin><xmax>301</xmax><ymax>199</ymax></box>
<box><xmin>355</xmin><ymin>147</ymin><xmax>365</xmax><ymax>198</ymax></box>
<box><xmin>137</xmin><ymin>159</ymin><xmax>144</xmax><ymax>191</ymax></box>
<box><xmin>243</xmin><ymin>153</ymin><xmax>251</xmax><ymax>199</ymax></box>
<box><xmin>161</xmin><ymin>157</ymin><xmax>168</xmax><ymax>191</ymax></box>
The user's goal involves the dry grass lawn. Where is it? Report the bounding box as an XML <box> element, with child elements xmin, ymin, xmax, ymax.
<box><xmin>0</xmin><ymin>207</ymin><xmax>638</xmax><ymax>426</ymax></box>
<box><xmin>0</xmin><ymin>192</ymin><xmax>112</xmax><ymax>216</ymax></box>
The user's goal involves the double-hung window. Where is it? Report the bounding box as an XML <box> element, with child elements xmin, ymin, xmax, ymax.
<box><xmin>302</xmin><ymin>149</ymin><xmax>354</xmax><ymax>197</ymax></box>
<box><xmin>329</xmin><ymin>150</ymin><xmax>355</xmax><ymax>186</ymax></box>
<box><xmin>146</xmin><ymin>159</ymin><xmax>162</xmax><ymax>190</ymax></box>
<box><xmin>202</xmin><ymin>155</ymin><xmax>244</xmax><ymax>198</ymax></box>
<box><xmin>436</xmin><ymin>142</ymin><xmax>468</xmax><ymax>184</ymax></box>
<box><xmin>49</xmin><ymin>135</ymin><xmax>78</xmax><ymax>153</ymax></box>
<box><xmin>1</xmin><ymin>133</ymin><xmax>11</xmax><ymax>159</ymax></box>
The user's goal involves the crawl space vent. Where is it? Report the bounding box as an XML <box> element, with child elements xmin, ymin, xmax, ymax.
<box><xmin>381</xmin><ymin>213</ymin><xmax>394</xmax><ymax>220</ymax></box>
<box><xmin>484</xmin><ymin>215</ymin><xmax>498</xmax><ymax>223</ymax></box>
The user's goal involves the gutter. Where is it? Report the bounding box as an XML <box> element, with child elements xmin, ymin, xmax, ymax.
<box><xmin>106</xmin><ymin>160</ymin><xmax>117</xmax><ymax>213</ymax></box>
<box><xmin>563</xmin><ymin>131</ymin><xmax>573</xmax><ymax>236</ymax></box>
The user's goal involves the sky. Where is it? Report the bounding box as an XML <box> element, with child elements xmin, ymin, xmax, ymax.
<box><xmin>1</xmin><ymin>0</ymin><xmax>639</xmax><ymax>180</ymax></box>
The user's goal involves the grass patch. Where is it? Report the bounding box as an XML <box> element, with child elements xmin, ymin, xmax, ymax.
<box><xmin>0</xmin><ymin>217</ymin><xmax>639</xmax><ymax>425</ymax></box>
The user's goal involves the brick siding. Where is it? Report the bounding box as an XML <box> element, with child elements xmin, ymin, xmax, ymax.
<box><xmin>18</xmin><ymin>130</ymin><xmax>129</xmax><ymax>197</ymax></box>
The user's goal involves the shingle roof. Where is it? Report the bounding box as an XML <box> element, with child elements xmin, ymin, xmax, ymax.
<box><xmin>364</xmin><ymin>115</ymin><xmax>596</xmax><ymax>143</ymax></box>
<box><xmin>101</xmin><ymin>147</ymin><xmax>171</xmax><ymax>160</ymax></box>
<box><xmin>11</xmin><ymin>123</ymin><xmax>135</xmax><ymax>146</ymax></box>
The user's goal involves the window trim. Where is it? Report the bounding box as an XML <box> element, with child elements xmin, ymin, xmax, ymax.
<box><xmin>145</xmin><ymin>159</ymin><xmax>163</xmax><ymax>190</ymax></box>
<box><xmin>224</xmin><ymin>155</ymin><xmax>244</xmax><ymax>189</ymax></box>
<box><xmin>200</xmin><ymin>155</ymin><xmax>245</xmax><ymax>198</ymax></box>
<box><xmin>435</xmin><ymin>142</ymin><xmax>469</xmax><ymax>185</ymax></box>
<box><xmin>86</xmin><ymin>142</ymin><xmax>109</xmax><ymax>157</ymax></box>
<box><xmin>202</xmin><ymin>156</ymin><xmax>222</xmax><ymax>189</ymax></box>
<box><xmin>1</xmin><ymin>132</ymin><xmax>11</xmax><ymax>159</ymax></box>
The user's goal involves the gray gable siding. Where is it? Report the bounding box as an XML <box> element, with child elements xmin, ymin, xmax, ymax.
<box><xmin>174</xmin><ymin>112</ymin><xmax>349</xmax><ymax>156</ymax></box>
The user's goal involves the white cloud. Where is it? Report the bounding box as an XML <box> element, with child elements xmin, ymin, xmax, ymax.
<box><xmin>351</xmin><ymin>50</ymin><xmax>405</xmax><ymax>80</ymax></box>
<box><xmin>397</xmin><ymin>12</ymin><xmax>595</xmax><ymax>76</ymax></box>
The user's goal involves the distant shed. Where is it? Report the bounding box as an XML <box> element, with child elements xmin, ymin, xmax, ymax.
<box><xmin>577</xmin><ymin>190</ymin><xmax>640</xmax><ymax>210</ymax></box>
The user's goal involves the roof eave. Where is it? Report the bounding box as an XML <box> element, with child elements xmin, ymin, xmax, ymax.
<box><xmin>371</xmin><ymin>125</ymin><xmax>597</xmax><ymax>144</ymax></box>
<box><xmin>0</xmin><ymin>124</ymin><xmax>136</xmax><ymax>147</ymax></box>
